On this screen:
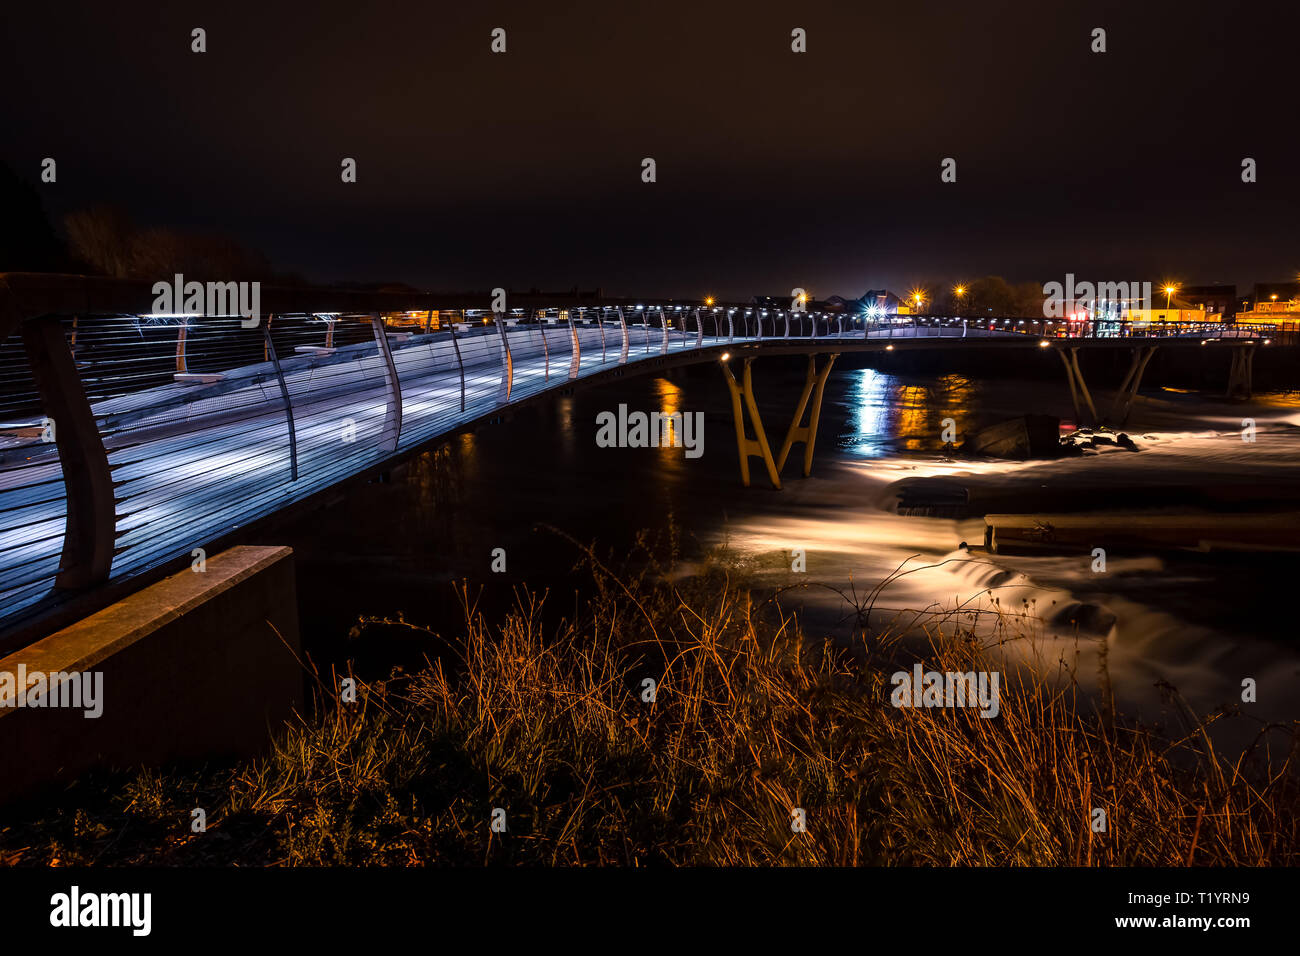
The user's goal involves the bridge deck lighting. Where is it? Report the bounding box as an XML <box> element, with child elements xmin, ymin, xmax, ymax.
<box><xmin>720</xmin><ymin>352</ymin><xmax>731</xmax><ymax>361</ymax></box>
<box><xmin>885</xmin><ymin>344</ymin><xmax>895</xmax><ymax>351</ymax></box>
<box><xmin>1038</xmin><ymin>340</ymin><xmax>1050</xmax><ymax>348</ymax></box>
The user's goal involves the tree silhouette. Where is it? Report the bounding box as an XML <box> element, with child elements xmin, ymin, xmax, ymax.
<box><xmin>0</xmin><ymin>162</ymin><xmax>68</xmax><ymax>271</ymax></box>
<box><xmin>63</xmin><ymin>205</ymin><xmax>273</xmax><ymax>280</ymax></box>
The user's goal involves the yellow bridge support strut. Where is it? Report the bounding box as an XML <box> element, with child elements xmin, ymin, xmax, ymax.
<box><xmin>777</xmin><ymin>353</ymin><xmax>839</xmax><ymax>477</ymax></box>
<box><xmin>718</xmin><ymin>353</ymin><xmax>839</xmax><ymax>489</ymax></box>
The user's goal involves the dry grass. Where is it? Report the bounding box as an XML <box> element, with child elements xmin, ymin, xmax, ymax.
<box><xmin>2</xmin><ymin>531</ymin><xmax>1296</xmax><ymax>866</ymax></box>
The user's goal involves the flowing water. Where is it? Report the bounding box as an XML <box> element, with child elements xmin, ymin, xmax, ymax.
<box><xmin>253</xmin><ymin>356</ymin><xmax>1300</xmax><ymax>753</ymax></box>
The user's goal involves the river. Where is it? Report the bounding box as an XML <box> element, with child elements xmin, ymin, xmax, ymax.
<box><xmin>250</xmin><ymin>355</ymin><xmax>1300</xmax><ymax>754</ymax></box>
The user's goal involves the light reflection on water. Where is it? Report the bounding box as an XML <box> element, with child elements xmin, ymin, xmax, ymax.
<box><xmin>267</xmin><ymin>362</ymin><xmax>1300</xmax><ymax>752</ymax></box>
<box><xmin>840</xmin><ymin>369</ymin><xmax>978</xmax><ymax>457</ymax></box>
<box><xmin>736</xmin><ymin>368</ymin><xmax>1300</xmax><ymax>752</ymax></box>
<box><xmin>653</xmin><ymin>377</ymin><xmax>688</xmax><ymax>480</ymax></box>
<box><xmin>841</xmin><ymin>368</ymin><xmax>891</xmax><ymax>457</ymax></box>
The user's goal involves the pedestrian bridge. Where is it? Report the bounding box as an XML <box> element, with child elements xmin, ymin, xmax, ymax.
<box><xmin>0</xmin><ymin>274</ymin><xmax>1274</xmax><ymax>638</ymax></box>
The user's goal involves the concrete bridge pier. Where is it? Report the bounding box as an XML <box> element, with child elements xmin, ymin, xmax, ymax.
<box><xmin>1227</xmin><ymin>343</ymin><xmax>1255</xmax><ymax>400</ymax></box>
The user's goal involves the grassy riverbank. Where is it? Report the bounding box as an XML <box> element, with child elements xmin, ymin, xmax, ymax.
<box><xmin>2</xmin><ymin>535</ymin><xmax>1295</xmax><ymax>866</ymax></box>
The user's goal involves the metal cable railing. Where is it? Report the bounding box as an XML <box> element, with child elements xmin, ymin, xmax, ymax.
<box><xmin>0</xmin><ymin>301</ymin><xmax>1279</xmax><ymax>632</ymax></box>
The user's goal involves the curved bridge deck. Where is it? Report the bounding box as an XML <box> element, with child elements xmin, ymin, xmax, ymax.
<box><xmin>0</xmin><ymin>276</ymin><xmax>1276</xmax><ymax>638</ymax></box>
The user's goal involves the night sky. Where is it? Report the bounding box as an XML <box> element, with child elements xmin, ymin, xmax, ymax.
<box><xmin>2</xmin><ymin>0</ymin><xmax>1297</xmax><ymax>299</ymax></box>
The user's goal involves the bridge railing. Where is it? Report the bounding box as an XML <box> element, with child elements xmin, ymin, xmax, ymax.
<box><xmin>0</xmin><ymin>306</ymin><xmax>746</xmax><ymax>631</ymax></box>
<box><xmin>729</xmin><ymin>311</ymin><xmax>1287</xmax><ymax>343</ymax></box>
<box><xmin>0</xmin><ymin>298</ymin><xmax>1287</xmax><ymax>635</ymax></box>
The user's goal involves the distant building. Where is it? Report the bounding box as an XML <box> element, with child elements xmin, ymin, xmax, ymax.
<box><xmin>822</xmin><ymin>290</ymin><xmax>926</xmax><ymax>315</ymax></box>
<box><xmin>1243</xmin><ymin>282</ymin><xmax>1300</xmax><ymax>314</ymax></box>
<box><xmin>1064</xmin><ymin>286</ymin><xmax>1213</xmax><ymax>328</ymax></box>
<box><xmin>752</xmin><ymin>294</ymin><xmax>795</xmax><ymax>311</ymax></box>
<box><xmin>1237</xmin><ymin>296</ymin><xmax>1300</xmax><ymax>327</ymax></box>
<box><xmin>1125</xmin><ymin>307</ymin><xmax>1211</xmax><ymax>326</ymax></box>
<box><xmin>385</xmin><ymin>310</ymin><xmax>442</xmax><ymax>330</ymax></box>
<box><xmin>1179</xmin><ymin>284</ymin><xmax>1236</xmax><ymax>318</ymax></box>
<box><xmin>832</xmin><ymin>289</ymin><xmax>909</xmax><ymax>315</ymax></box>
<box><xmin>863</xmin><ymin>289</ymin><xmax>907</xmax><ymax>314</ymax></box>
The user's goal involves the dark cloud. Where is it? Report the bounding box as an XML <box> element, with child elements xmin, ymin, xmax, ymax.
<box><xmin>2</xmin><ymin>0</ymin><xmax>1295</xmax><ymax>298</ymax></box>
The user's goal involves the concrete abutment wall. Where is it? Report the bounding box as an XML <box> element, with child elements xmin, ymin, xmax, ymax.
<box><xmin>0</xmin><ymin>546</ymin><xmax>302</xmax><ymax>805</ymax></box>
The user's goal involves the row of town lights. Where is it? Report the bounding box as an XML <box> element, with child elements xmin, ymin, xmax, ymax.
<box><xmin>472</xmin><ymin>286</ymin><xmax>1269</xmax><ymax>322</ymax></box>
<box><xmin>423</xmin><ymin>277</ymin><xmax>1288</xmax><ymax>326</ymax></box>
